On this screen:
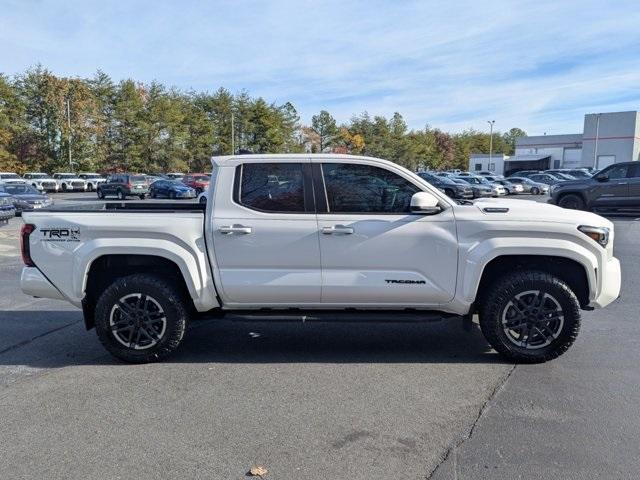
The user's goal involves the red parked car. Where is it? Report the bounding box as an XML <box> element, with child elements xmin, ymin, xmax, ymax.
<box><xmin>182</xmin><ymin>174</ymin><xmax>210</xmax><ymax>194</ymax></box>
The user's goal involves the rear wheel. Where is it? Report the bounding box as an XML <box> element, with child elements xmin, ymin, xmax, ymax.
<box><xmin>558</xmin><ymin>193</ymin><xmax>585</xmax><ymax>210</ymax></box>
<box><xmin>139</xmin><ymin>194</ymin><xmax>147</xmax><ymax>200</ymax></box>
<box><xmin>94</xmin><ymin>274</ymin><xmax>189</xmax><ymax>363</ymax></box>
<box><xmin>479</xmin><ymin>271</ymin><xmax>581</xmax><ymax>363</ymax></box>
<box><xmin>117</xmin><ymin>190</ymin><xmax>126</xmax><ymax>200</ymax></box>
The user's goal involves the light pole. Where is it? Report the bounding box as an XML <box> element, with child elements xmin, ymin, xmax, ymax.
<box><xmin>231</xmin><ymin>112</ymin><xmax>235</xmax><ymax>155</ymax></box>
<box><xmin>66</xmin><ymin>98</ymin><xmax>73</xmax><ymax>172</ymax></box>
<box><xmin>487</xmin><ymin>120</ymin><xmax>495</xmax><ymax>171</ymax></box>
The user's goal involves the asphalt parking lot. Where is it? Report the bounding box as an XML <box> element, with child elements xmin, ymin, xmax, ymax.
<box><xmin>1</xmin><ymin>192</ymin><xmax>639</xmax><ymax>479</ymax></box>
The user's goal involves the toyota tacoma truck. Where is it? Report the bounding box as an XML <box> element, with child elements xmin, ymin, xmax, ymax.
<box><xmin>20</xmin><ymin>154</ymin><xmax>621</xmax><ymax>363</ymax></box>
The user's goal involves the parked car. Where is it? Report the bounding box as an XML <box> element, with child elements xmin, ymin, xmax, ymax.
<box><xmin>0</xmin><ymin>172</ymin><xmax>25</xmax><ymax>184</ymax></box>
<box><xmin>197</xmin><ymin>190</ymin><xmax>208</xmax><ymax>204</ymax></box>
<box><xmin>97</xmin><ymin>173</ymin><xmax>149</xmax><ymax>200</ymax></box>
<box><xmin>20</xmin><ymin>153</ymin><xmax>621</xmax><ymax>364</ymax></box>
<box><xmin>545</xmin><ymin>169</ymin><xmax>592</xmax><ymax>180</ymax></box>
<box><xmin>417</xmin><ymin>172</ymin><xmax>474</xmax><ymax>199</ymax></box>
<box><xmin>477</xmin><ymin>171</ymin><xmax>501</xmax><ymax>177</ymax></box>
<box><xmin>457</xmin><ymin>175</ymin><xmax>506</xmax><ymax>197</ymax></box>
<box><xmin>0</xmin><ymin>193</ymin><xmax>16</xmax><ymax>223</ymax></box>
<box><xmin>23</xmin><ymin>173</ymin><xmax>59</xmax><ymax>192</ymax></box>
<box><xmin>485</xmin><ymin>177</ymin><xmax>524</xmax><ymax>194</ymax></box>
<box><xmin>0</xmin><ymin>183</ymin><xmax>53</xmax><ymax>215</ymax></box>
<box><xmin>182</xmin><ymin>174</ymin><xmax>211</xmax><ymax>194</ymax></box>
<box><xmin>452</xmin><ymin>177</ymin><xmax>494</xmax><ymax>198</ymax></box>
<box><xmin>53</xmin><ymin>173</ymin><xmax>87</xmax><ymax>192</ymax></box>
<box><xmin>509</xmin><ymin>170</ymin><xmax>542</xmax><ymax>178</ymax></box>
<box><xmin>549</xmin><ymin>161</ymin><xmax>640</xmax><ymax>211</ymax></box>
<box><xmin>79</xmin><ymin>173</ymin><xmax>107</xmax><ymax>192</ymax></box>
<box><xmin>165</xmin><ymin>172</ymin><xmax>185</xmax><ymax>180</ymax></box>
<box><xmin>149</xmin><ymin>179</ymin><xmax>197</xmax><ymax>199</ymax></box>
<box><xmin>505</xmin><ymin>177</ymin><xmax>549</xmax><ymax>195</ymax></box>
<box><xmin>527</xmin><ymin>173</ymin><xmax>566</xmax><ymax>186</ymax></box>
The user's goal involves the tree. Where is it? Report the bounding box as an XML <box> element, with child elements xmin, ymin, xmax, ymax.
<box><xmin>311</xmin><ymin>110</ymin><xmax>337</xmax><ymax>152</ymax></box>
<box><xmin>502</xmin><ymin>127</ymin><xmax>527</xmax><ymax>154</ymax></box>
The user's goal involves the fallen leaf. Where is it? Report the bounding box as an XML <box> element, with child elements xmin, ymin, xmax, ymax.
<box><xmin>249</xmin><ymin>465</ymin><xmax>268</xmax><ymax>477</ymax></box>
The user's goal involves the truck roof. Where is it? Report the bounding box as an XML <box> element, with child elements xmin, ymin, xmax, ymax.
<box><xmin>211</xmin><ymin>153</ymin><xmax>400</xmax><ymax>169</ymax></box>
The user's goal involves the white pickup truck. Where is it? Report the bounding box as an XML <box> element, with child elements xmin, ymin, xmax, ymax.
<box><xmin>20</xmin><ymin>154</ymin><xmax>621</xmax><ymax>363</ymax></box>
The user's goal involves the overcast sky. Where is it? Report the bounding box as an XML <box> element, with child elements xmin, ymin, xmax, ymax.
<box><xmin>2</xmin><ymin>0</ymin><xmax>640</xmax><ymax>135</ymax></box>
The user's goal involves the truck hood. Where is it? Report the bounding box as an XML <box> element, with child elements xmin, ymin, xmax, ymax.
<box><xmin>466</xmin><ymin>198</ymin><xmax>611</xmax><ymax>228</ymax></box>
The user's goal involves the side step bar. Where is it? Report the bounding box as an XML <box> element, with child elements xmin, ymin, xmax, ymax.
<box><xmin>203</xmin><ymin>309</ymin><xmax>461</xmax><ymax>323</ymax></box>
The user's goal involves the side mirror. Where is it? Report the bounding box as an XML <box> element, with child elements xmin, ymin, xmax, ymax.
<box><xmin>410</xmin><ymin>191</ymin><xmax>442</xmax><ymax>215</ymax></box>
<box><xmin>595</xmin><ymin>172</ymin><xmax>608</xmax><ymax>182</ymax></box>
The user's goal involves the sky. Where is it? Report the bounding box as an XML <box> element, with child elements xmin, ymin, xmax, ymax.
<box><xmin>2</xmin><ymin>0</ymin><xmax>640</xmax><ymax>135</ymax></box>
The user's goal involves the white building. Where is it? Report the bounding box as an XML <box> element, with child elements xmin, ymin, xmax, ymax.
<box><xmin>469</xmin><ymin>111</ymin><xmax>640</xmax><ymax>176</ymax></box>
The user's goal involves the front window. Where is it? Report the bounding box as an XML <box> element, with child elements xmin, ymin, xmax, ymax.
<box><xmin>603</xmin><ymin>164</ymin><xmax>629</xmax><ymax>180</ymax></box>
<box><xmin>321</xmin><ymin>163</ymin><xmax>420</xmax><ymax>214</ymax></box>
<box><xmin>237</xmin><ymin>163</ymin><xmax>306</xmax><ymax>213</ymax></box>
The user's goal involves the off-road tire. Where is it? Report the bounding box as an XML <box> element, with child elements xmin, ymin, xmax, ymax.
<box><xmin>558</xmin><ymin>193</ymin><xmax>586</xmax><ymax>210</ymax></box>
<box><xmin>479</xmin><ymin>270</ymin><xmax>581</xmax><ymax>363</ymax></box>
<box><xmin>94</xmin><ymin>274</ymin><xmax>189</xmax><ymax>363</ymax></box>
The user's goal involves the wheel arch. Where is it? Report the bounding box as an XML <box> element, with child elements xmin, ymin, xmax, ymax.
<box><xmin>474</xmin><ymin>255</ymin><xmax>591</xmax><ymax>311</ymax></box>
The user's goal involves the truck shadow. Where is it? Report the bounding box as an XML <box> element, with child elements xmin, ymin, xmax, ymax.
<box><xmin>0</xmin><ymin>310</ymin><xmax>508</xmax><ymax>369</ymax></box>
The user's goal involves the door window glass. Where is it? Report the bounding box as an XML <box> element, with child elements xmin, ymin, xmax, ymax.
<box><xmin>238</xmin><ymin>163</ymin><xmax>306</xmax><ymax>213</ymax></box>
<box><xmin>605</xmin><ymin>164</ymin><xmax>629</xmax><ymax>180</ymax></box>
<box><xmin>322</xmin><ymin>163</ymin><xmax>420</xmax><ymax>213</ymax></box>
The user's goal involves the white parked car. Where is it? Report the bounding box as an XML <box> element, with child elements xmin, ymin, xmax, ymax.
<box><xmin>20</xmin><ymin>154</ymin><xmax>621</xmax><ymax>364</ymax></box>
<box><xmin>78</xmin><ymin>173</ymin><xmax>107</xmax><ymax>192</ymax></box>
<box><xmin>23</xmin><ymin>173</ymin><xmax>59</xmax><ymax>192</ymax></box>
<box><xmin>0</xmin><ymin>172</ymin><xmax>26</xmax><ymax>185</ymax></box>
<box><xmin>52</xmin><ymin>173</ymin><xmax>87</xmax><ymax>192</ymax></box>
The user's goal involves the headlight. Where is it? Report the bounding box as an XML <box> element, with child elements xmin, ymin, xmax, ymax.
<box><xmin>578</xmin><ymin>225</ymin><xmax>610</xmax><ymax>248</ymax></box>
<box><xmin>0</xmin><ymin>197</ymin><xmax>10</xmax><ymax>206</ymax></box>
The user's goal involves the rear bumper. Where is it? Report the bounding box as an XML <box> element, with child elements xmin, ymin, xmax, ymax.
<box><xmin>589</xmin><ymin>257</ymin><xmax>621</xmax><ymax>309</ymax></box>
<box><xmin>21</xmin><ymin>267</ymin><xmax>65</xmax><ymax>301</ymax></box>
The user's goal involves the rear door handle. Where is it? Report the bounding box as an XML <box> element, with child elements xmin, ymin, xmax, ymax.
<box><xmin>219</xmin><ymin>224</ymin><xmax>252</xmax><ymax>234</ymax></box>
<box><xmin>322</xmin><ymin>225</ymin><xmax>354</xmax><ymax>235</ymax></box>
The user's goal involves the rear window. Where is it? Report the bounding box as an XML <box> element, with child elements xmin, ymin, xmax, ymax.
<box><xmin>237</xmin><ymin>163</ymin><xmax>306</xmax><ymax>213</ymax></box>
<box><xmin>130</xmin><ymin>175</ymin><xmax>147</xmax><ymax>182</ymax></box>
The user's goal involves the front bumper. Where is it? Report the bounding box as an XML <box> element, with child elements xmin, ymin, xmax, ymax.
<box><xmin>589</xmin><ymin>257</ymin><xmax>621</xmax><ymax>309</ymax></box>
<box><xmin>21</xmin><ymin>267</ymin><xmax>65</xmax><ymax>300</ymax></box>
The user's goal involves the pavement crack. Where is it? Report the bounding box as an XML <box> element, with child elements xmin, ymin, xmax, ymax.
<box><xmin>0</xmin><ymin>320</ymin><xmax>81</xmax><ymax>356</ymax></box>
<box><xmin>425</xmin><ymin>363</ymin><xmax>517</xmax><ymax>479</ymax></box>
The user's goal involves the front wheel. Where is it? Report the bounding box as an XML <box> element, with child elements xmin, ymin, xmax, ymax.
<box><xmin>94</xmin><ymin>274</ymin><xmax>189</xmax><ymax>363</ymax></box>
<box><xmin>558</xmin><ymin>193</ymin><xmax>585</xmax><ymax>210</ymax></box>
<box><xmin>479</xmin><ymin>271</ymin><xmax>581</xmax><ymax>363</ymax></box>
<box><xmin>117</xmin><ymin>190</ymin><xmax>126</xmax><ymax>200</ymax></box>
<box><xmin>97</xmin><ymin>189</ymin><xmax>104</xmax><ymax>199</ymax></box>
<box><xmin>530</xmin><ymin>187</ymin><xmax>540</xmax><ymax>195</ymax></box>
<box><xmin>87</xmin><ymin>183</ymin><xmax>94</xmax><ymax>192</ymax></box>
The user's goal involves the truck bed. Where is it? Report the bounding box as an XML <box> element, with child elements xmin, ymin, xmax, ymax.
<box><xmin>42</xmin><ymin>201</ymin><xmax>206</xmax><ymax>213</ymax></box>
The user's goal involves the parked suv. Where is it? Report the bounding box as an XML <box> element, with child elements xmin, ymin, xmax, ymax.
<box><xmin>79</xmin><ymin>173</ymin><xmax>107</xmax><ymax>191</ymax></box>
<box><xmin>97</xmin><ymin>173</ymin><xmax>149</xmax><ymax>200</ymax></box>
<box><xmin>53</xmin><ymin>173</ymin><xmax>87</xmax><ymax>192</ymax></box>
<box><xmin>0</xmin><ymin>172</ymin><xmax>25</xmax><ymax>184</ymax></box>
<box><xmin>417</xmin><ymin>172</ymin><xmax>473</xmax><ymax>199</ymax></box>
<box><xmin>182</xmin><ymin>174</ymin><xmax>210</xmax><ymax>194</ymax></box>
<box><xmin>550</xmin><ymin>161</ymin><xmax>640</xmax><ymax>211</ymax></box>
<box><xmin>23</xmin><ymin>173</ymin><xmax>59</xmax><ymax>192</ymax></box>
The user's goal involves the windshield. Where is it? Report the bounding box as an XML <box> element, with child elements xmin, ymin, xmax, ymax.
<box><xmin>82</xmin><ymin>174</ymin><xmax>102</xmax><ymax>179</ymax></box>
<box><xmin>3</xmin><ymin>184</ymin><xmax>39</xmax><ymax>195</ymax></box>
<box><xmin>29</xmin><ymin>174</ymin><xmax>49</xmax><ymax>179</ymax></box>
<box><xmin>57</xmin><ymin>174</ymin><xmax>76</xmax><ymax>179</ymax></box>
<box><xmin>1</xmin><ymin>173</ymin><xmax>21</xmax><ymax>179</ymax></box>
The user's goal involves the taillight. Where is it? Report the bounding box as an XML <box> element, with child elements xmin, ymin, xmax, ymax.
<box><xmin>21</xmin><ymin>223</ymin><xmax>36</xmax><ymax>267</ymax></box>
<box><xmin>127</xmin><ymin>183</ymin><xmax>132</xmax><ymax>189</ymax></box>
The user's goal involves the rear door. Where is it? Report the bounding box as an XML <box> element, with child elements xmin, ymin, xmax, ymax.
<box><xmin>626</xmin><ymin>163</ymin><xmax>640</xmax><ymax>206</ymax></box>
<box><xmin>314</xmin><ymin>160</ymin><xmax>458</xmax><ymax>307</ymax></box>
<box><xmin>210</xmin><ymin>159</ymin><xmax>322</xmax><ymax>306</ymax></box>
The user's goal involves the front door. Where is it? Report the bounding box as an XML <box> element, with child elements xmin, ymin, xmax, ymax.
<box><xmin>314</xmin><ymin>161</ymin><xmax>458</xmax><ymax>307</ymax></box>
<box><xmin>591</xmin><ymin>163</ymin><xmax>630</xmax><ymax>207</ymax></box>
<box><xmin>211</xmin><ymin>160</ymin><xmax>322</xmax><ymax>306</ymax></box>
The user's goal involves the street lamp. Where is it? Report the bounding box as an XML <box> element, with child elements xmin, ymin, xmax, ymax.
<box><xmin>487</xmin><ymin>120</ymin><xmax>495</xmax><ymax>170</ymax></box>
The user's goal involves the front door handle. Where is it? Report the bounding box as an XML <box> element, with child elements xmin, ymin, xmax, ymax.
<box><xmin>322</xmin><ymin>225</ymin><xmax>354</xmax><ymax>235</ymax></box>
<box><xmin>219</xmin><ymin>224</ymin><xmax>252</xmax><ymax>234</ymax></box>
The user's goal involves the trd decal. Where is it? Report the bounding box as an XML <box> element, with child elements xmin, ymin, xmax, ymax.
<box><xmin>41</xmin><ymin>228</ymin><xmax>80</xmax><ymax>242</ymax></box>
<box><xmin>385</xmin><ymin>279</ymin><xmax>426</xmax><ymax>285</ymax></box>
